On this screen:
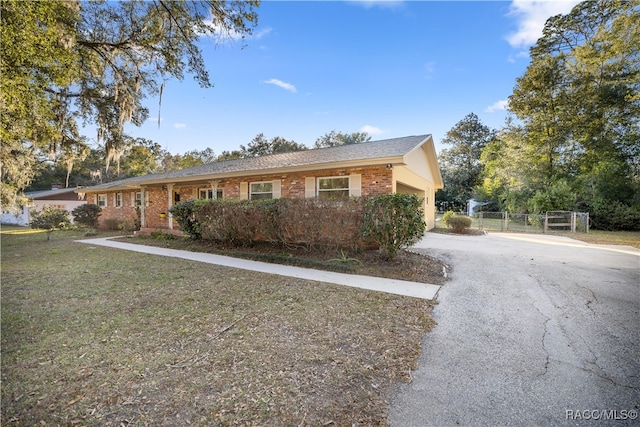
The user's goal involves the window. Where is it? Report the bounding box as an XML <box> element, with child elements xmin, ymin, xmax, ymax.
<box><xmin>250</xmin><ymin>182</ymin><xmax>273</xmax><ymax>200</ymax></box>
<box><xmin>97</xmin><ymin>194</ymin><xmax>107</xmax><ymax>207</ymax></box>
<box><xmin>199</xmin><ymin>188</ymin><xmax>223</xmax><ymax>199</ymax></box>
<box><xmin>318</xmin><ymin>177</ymin><xmax>350</xmax><ymax>200</ymax></box>
<box><xmin>115</xmin><ymin>192</ymin><xmax>123</xmax><ymax>208</ymax></box>
<box><xmin>134</xmin><ymin>192</ymin><xmax>142</xmax><ymax>206</ymax></box>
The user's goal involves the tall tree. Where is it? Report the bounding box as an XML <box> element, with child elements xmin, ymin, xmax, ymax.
<box><xmin>436</xmin><ymin>113</ymin><xmax>495</xmax><ymax>210</ymax></box>
<box><xmin>118</xmin><ymin>138</ymin><xmax>167</xmax><ymax>177</ymax></box>
<box><xmin>168</xmin><ymin>148</ymin><xmax>218</xmax><ymax>170</ymax></box>
<box><xmin>1</xmin><ymin>0</ymin><xmax>259</xmax><ymax>211</ymax></box>
<box><xmin>240</xmin><ymin>134</ymin><xmax>307</xmax><ymax>157</ymax></box>
<box><xmin>313</xmin><ymin>131</ymin><xmax>371</xmax><ymax>148</ymax></box>
<box><xmin>485</xmin><ymin>0</ymin><xmax>639</xmax><ymax>227</ymax></box>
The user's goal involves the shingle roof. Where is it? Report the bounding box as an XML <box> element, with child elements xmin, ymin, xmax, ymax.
<box><xmin>27</xmin><ymin>187</ymin><xmax>82</xmax><ymax>199</ymax></box>
<box><xmin>80</xmin><ymin>134</ymin><xmax>431</xmax><ymax>191</ymax></box>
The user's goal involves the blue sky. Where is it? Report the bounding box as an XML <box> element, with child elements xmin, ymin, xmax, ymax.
<box><xmin>116</xmin><ymin>0</ymin><xmax>580</xmax><ymax>155</ymax></box>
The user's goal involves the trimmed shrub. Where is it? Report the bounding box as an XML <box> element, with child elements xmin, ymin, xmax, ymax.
<box><xmin>71</xmin><ymin>204</ymin><xmax>101</xmax><ymax>228</ymax></box>
<box><xmin>274</xmin><ymin>198</ymin><xmax>367</xmax><ymax>251</ymax></box>
<box><xmin>362</xmin><ymin>193</ymin><xmax>426</xmax><ymax>260</ymax></box>
<box><xmin>442</xmin><ymin>210</ymin><xmax>456</xmax><ymax>228</ymax></box>
<box><xmin>448</xmin><ymin>215</ymin><xmax>472</xmax><ymax>233</ymax></box>
<box><xmin>180</xmin><ymin>197</ymin><xmax>369</xmax><ymax>251</ymax></box>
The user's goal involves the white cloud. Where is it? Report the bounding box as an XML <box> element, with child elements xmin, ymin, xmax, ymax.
<box><xmin>506</xmin><ymin>0</ymin><xmax>581</xmax><ymax>48</ymax></box>
<box><xmin>253</xmin><ymin>27</ymin><xmax>273</xmax><ymax>40</ymax></box>
<box><xmin>263</xmin><ymin>78</ymin><xmax>297</xmax><ymax>93</ymax></box>
<box><xmin>348</xmin><ymin>0</ymin><xmax>404</xmax><ymax>9</ymax></box>
<box><xmin>485</xmin><ymin>99</ymin><xmax>509</xmax><ymax>113</ymax></box>
<box><xmin>174</xmin><ymin>123</ymin><xmax>187</xmax><ymax>129</ymax></box>
<box><xmin>360</xmin><ymin>125</ymin><xmax>384</xmax><ymax>135</ymax></box>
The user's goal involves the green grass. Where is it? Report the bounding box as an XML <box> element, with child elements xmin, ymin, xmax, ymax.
<box><xmin>559</xmin><ymin>229</ymin><xmax>640</xmax><ymax>248</ymax></box>
<box><xmin>1</xmin><ymin>227</ymin><xmax>435</xmax><ymax>426</ymax></box>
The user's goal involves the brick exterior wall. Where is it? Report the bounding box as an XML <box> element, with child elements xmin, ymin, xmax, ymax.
<box><xmin>144</xmin><ymin>187</ymin><xmax>169</xmax><ymax>229</ymax></box>
<box><xmin>88</xmin><ymin>191</ymin><xmax>139</xmax><ymax>229</ymax></box>
<box><xmin>88</xmin><ymin>166</ymin><xmax>395</xmax><ymax>232</ymax></box>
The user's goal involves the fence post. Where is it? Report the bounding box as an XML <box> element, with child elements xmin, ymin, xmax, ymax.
<box><xmin>586</xmin><ymin>213</ymin><xmax>590</xmax><ymax>234</ymax></box>
<box><xmin>504</xmin><ymin>211</ymin><xmax>508</xmax><ymax>231</ymax></box>
<box><xmin>571</xmin><ymin>212</ymin><xmax>576</xmax><ymax>233</ymax></box>
<box><xmin>544</xmin><ymin>212</ymin><xmax>548</xmax><ymax>233</ymax></box>
<box><xmin>479</xmin><ymin>211</ymin><xmax>483</xmax><ymax>230</ymax></box>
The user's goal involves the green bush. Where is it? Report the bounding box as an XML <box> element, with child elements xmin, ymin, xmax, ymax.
<box><xmin>442</xmin><ymin>210</ymin><xmax>456</xmax><ymax>228</ymax></box>
<box><xmin>169</xmin><ymin>199</ymin><xmax>206</xmax><ymax>239</ymax></box>
<box><xmin>362</xmin><ymin>193</ymin><xmax>426</xmax><ymax>260</ymax></box>
<box><xmin>588</xmin><ymin>198</ymin><xmax>640</xmax><ymax>231</ymax></box>
<box><xmin>71</xmin><ymin>204</ymin><xmax>101</xmax><ymax>228</ymax></box>
<box><xmin>30</xmin><ymin>206</ymin><xmax>70</xmax><ymax>240</ymax></box>
<box><xmin>448</xmin><ymin>215</ymin><xmax>472</xmax><ymax>233</ymax></box>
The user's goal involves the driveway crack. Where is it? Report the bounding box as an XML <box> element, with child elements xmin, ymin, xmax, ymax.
<box><xmin>533</xmin><ymin>306</ymin><xmax>551</xmax><ymax>379</ymax></box>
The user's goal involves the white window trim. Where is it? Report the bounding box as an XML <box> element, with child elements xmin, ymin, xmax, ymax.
<box><xmin>199</xmin><ymin>188</ymin><xmax>211</xmax><ymax>199</ymax></box>
<box><xmin>97</xmin><ymin>194</ymin><xmax>107</xmax><ymax>208</ymax></box>
<box><xmin>311</xmin><ymin>174</ymin><xmax>361</xmax><ymax>199</ymax></box>
<box><xmin>132</xmin><ymin>191</ymin><xmax>143</xmax><ymax>207</ymax></box>
<box><xmin>249</xmin><ymin>181</ymin><xmax>274</xmax><ymax>200</ymax></box>
<box><xmin>317</xmin><ymin>176</ymin><xmax>350</xmax><ymax>200</ymax></box>
<box><xmin>115</xmin><ymin>192</ymin><xmax>123</xmax><ymax>208</ymax></box>
<box><xmin>199</xmin><ymin>188</ymin><xmax>223</xmax><ymax>200</ymax></box>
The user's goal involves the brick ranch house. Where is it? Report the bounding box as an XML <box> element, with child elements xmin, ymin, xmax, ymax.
<box><xmin>77</xmin><ymin>134</ymin><xmax>443</xmax><ymax>235</ymax></box>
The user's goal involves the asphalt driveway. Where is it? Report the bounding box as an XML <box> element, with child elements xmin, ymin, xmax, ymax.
<box><xmin>390</xmin><ymin>232</ymin><xmax>640</xmax><ymax>426</ymax></box>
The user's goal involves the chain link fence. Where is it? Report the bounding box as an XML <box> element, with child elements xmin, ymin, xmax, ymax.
<box><xmin>472</xmin><ymin>211</ymin><xmax>589</xmax><ymax>233</ymax></box>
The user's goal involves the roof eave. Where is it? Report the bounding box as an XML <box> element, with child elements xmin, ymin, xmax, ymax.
<box><xmin>137</xmin><ymin>156</ymin><xmax>407</xmax><ymax>186</ymax></box>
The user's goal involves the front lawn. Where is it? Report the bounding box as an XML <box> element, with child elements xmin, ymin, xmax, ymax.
<box><xmin>1</xmin><ymin>227</ymin><xmax>437</xmax><ymax>426</ymax></box>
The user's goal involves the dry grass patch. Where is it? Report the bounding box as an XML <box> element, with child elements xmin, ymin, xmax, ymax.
<box><xmin>2</xmin><ymin>229</ymin><xmax>439</xmax><ymax>426</ymax></box>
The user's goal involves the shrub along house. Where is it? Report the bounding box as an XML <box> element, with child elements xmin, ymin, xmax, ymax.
<box><xmin>77</xmin><ymin>134</ymin><xmax>443</xmax><ymax>234</ymax></box>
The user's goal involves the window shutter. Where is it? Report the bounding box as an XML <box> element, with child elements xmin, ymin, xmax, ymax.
<box><xmin>349</xmin><ymin>174</ymin><xmax>362</xmax><ymax>197</ymax></box>
<box><xmin>240</xmin><ymin>182</ymin><xmax>248</xmax><ymax>200</ymax></box>
<box><xmin>272</xmin><ymin>180</ymin><xmax>281</xmax><ymax>199</ymax></box>
<box><xmin>305</xmin><ymin>177</ymin><xmax>316</xmax><ymax>198</ymax></box>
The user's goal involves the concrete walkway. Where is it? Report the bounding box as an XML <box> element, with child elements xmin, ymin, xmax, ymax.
<box><xmin>75</xmin><ymin>237</ymin><xmax>441</xmax><ymax>300</ymax></box>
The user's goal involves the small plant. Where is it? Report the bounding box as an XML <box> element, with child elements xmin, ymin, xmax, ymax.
<box><xmin>30</xmin><ymin>206</ymin><xmax>71</xmax><ymax>241</ymax></box>
<box><xmin>150</xmin><ymin>230</ymin><xmax>176</xmax><ymax>240</ymax></box>
<box><xmin>118</xmin><ymin>217</ymin><xmax>139</xmax><ymax>235</ymax></box>
<box><xmin>328</xmin><ymin>249</ymin><xmax>362</xmax><ymax>264</ymax></box>
<box><xmin>448</xmin><ymin>215</ymin><xmax>473</xmax><ymax>233</ymax></box>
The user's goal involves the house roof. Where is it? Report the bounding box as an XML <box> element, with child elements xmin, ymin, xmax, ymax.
<box><xmin>79</xmin><ymin>134</ymin><xmax>439</xmax><ymax>192</ymax></box>
<box><xmin>27</xmin><ymin>187</ymin><xmax>84</xmax><ymax>200</ymax></box>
